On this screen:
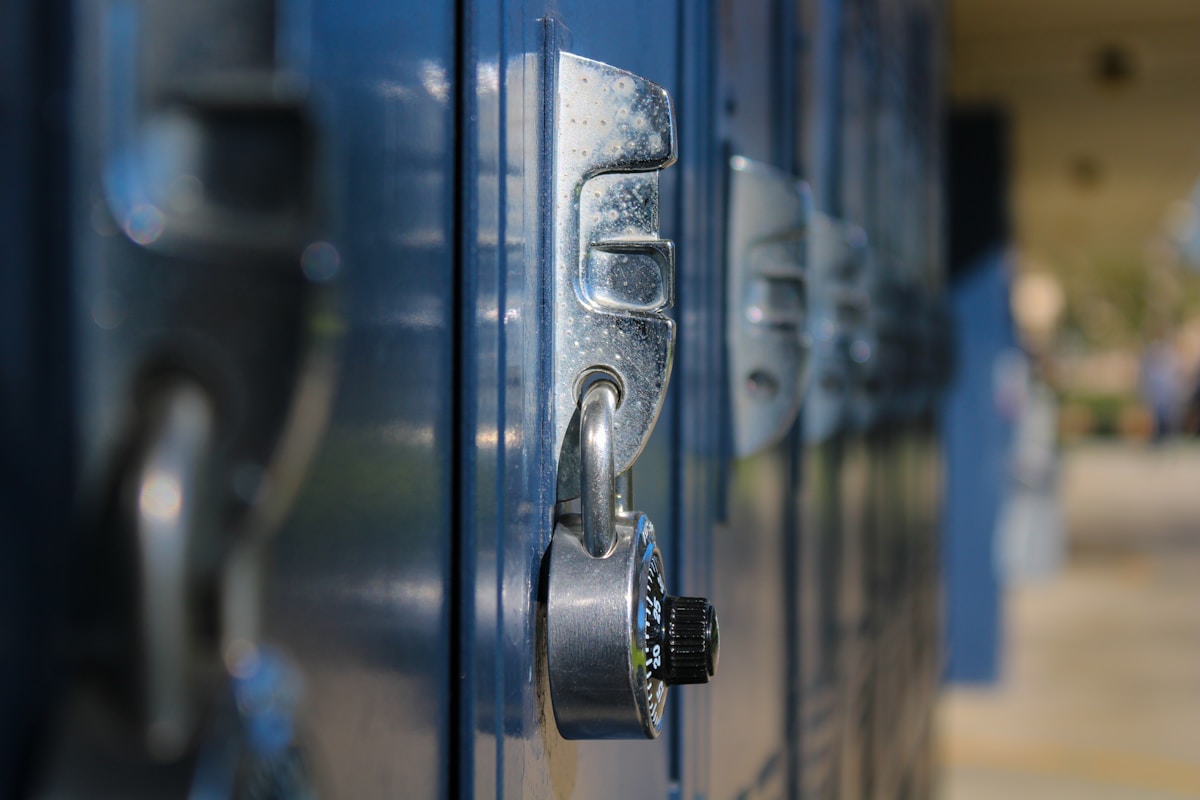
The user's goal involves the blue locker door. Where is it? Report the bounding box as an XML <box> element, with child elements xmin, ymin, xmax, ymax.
<box><xmin>458</xmin><ymin>3</ymin><xmax>707</xmax><ymax>798</ymax></box>
<box><xmin>709</xmin><ymin>2</ymin><xmax>804</xmax><ymax>798</ymax></box>
<box><xmin>830</xmin><ymin>1</ymin><xmax>879</xmax><ymax>796</ymax></box>
<box><xmin>265</xmin><ymin>3</ymin><xmax>459</xmax><ymax>797</ymax></box>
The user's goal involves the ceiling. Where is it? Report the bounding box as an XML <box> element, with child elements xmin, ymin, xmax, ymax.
<box><xmin>949</xmin><ymin>0</ymin><xmax>1200</xmax><ymax>284</ymax></box>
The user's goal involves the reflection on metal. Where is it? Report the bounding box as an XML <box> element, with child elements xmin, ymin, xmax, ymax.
<box><xmin>128</xmin><ymin>380</ymin><xmax>215</xmax><ymax>760</ymax></box>
<box><xmin>727</xmin><ymin>156</ymin><xmax>812</xmax><ymax>457</ymax></box>
<box><xmin>551</xmin><ymin>51</ymin><xmax>677</xmax><ymax>498</ymax></box>
<box><xmin>190</xmin><ymin>644</ymin><xmax>315</xmax><ymax>799</ymax></box>
<box><xmin>579</xmin><ymin>379</ymin><xmax>619</xmax><ymax>557</ymax></box>
<box><xmin>547</xmin><ymin>379</ymin><xmax>718</xmax><ymax>740</ymax></box>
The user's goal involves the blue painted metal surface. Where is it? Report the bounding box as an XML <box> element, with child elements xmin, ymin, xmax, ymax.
<box><xmin>941</xmin><ymin>252</ymin><xmax>1015</xmax><ymax>684</ymax></box>
<box><xmin>710</xmin><ymin>3</ymin><xmax>802</xmax><ymax>798</ymax></box>
<box><xmin>0</xmin><ymin>0</ymin><xmax>953</xmax><ymax>797</ymax></box>
<box><xmin>264</xmin><ymin>2</ymin><xmax>459</xmax><ymax>797</ymax></box>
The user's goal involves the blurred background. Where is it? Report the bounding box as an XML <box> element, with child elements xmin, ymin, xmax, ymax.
<box><xmin>940</xmin><ymin>0</ymin><xmax>1200</xmax><ymax>797</ymax></box>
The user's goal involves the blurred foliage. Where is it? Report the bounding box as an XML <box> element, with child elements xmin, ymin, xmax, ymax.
<box><xmin>1052</xmin><ymin>251</ymin><xmax>1200</xmax><ymax>348</ymax></box>
<box><xmin>1057</xmin><ymin>254</ymin><xmax>1144</xmax><ymax>346</ymax></box>
<box><xmin>1059</xmin><ymin>390</ymin><xmax>1141</xmax><ymax>437</ymax></box>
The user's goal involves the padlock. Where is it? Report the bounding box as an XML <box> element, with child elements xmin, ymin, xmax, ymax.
<box><xmin>547</xmin><ymin>379</ymin><xmax>718</xmax><ymax>739</ymax></box>
<box><xmin>541</xmin><ymin>47</ymin><xmax>720</xmax><ymax>741</ymax></box>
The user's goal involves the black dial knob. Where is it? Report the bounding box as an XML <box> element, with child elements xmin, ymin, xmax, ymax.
<box><xmin>654</xmin><ymin>595</ymin><xmax>719</xmax><ymax>685</ymax></box>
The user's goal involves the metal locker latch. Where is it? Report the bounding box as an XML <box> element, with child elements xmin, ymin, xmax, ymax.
<box><xmin>549</xmin><ymin>50</ymin><xmax>676</xmax><ymax>491</ymax></box>
<box><xmin>125</xmin><ymin>380</ymin><xmax>216</xmax><ymax>757</ymax></box>
<box><xmin>58</xmin><ymin>0</ymin><xmax>333</xmax><ymax>785</ymax></box>
<box><xmin>545</xmin><ymin>50</ymin><xmax>718</xmax><ymax>740</ymax></box>
<box><xmin>727</xmin><ymin>156</ymin><xmax>812</xmax><ymax>457</ymax></box>
<box><xmin>805</xmin><ymin>215</ymin><xmax>869</xmax><ymax>442</ymax></box>
<box><xmin>849</xmin><ymin>267</ymin><xmax>900</xmax><ymax>430</ymax></box>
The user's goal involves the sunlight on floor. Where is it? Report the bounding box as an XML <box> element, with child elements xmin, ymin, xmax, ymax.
<box><xmin>938</xmin><ymin>441</ymin><xmax>1200</xmax><ymax>800</ymax></box>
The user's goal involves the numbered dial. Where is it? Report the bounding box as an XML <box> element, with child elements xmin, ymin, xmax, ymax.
<box><xmin>643</xmin><ymin>539</ymin><xmax>720</xmax><ymax>692</ymax></box>
<box><xmin>640</xmin><ymin>534</ymin><xmax>669</xmax><ymax>730</ymax></box>
<box><xmin>636</xmin><ymin>525</ymin><xmax>720</xmax><ymax>733</ymax></box>
<box><xmin>643</xmin><ymin>546</ymin><xmax>672</xmax><ymax>729</ymax></box>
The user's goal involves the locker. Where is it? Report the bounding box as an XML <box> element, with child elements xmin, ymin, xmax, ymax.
<box><xmin>0</xmin><ymin>0</ymin><xmax>950</xmax><ymax>797</ymax></box>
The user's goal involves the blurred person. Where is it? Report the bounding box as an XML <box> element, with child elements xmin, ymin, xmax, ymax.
<box><xmin>1139</xmin><ymin>338</ymin><xmax>1180</xmax><ymax>442</ymax></box>
<box><xmin>997</xmin><ymin>351</ymin><xmax>1065</xmax><ymax>583</ymax></box>
<box><xmin>1180</xmin><ymin>359</ymin><xmax>1200</xmax><ymax>436</ymax></box>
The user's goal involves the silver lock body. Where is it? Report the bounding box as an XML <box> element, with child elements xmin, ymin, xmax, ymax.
<box><xmin>545</xmin><ymin>377</ymin><xmax>716</xmax><ymax>741</ymax></box>
<box><xmin>547</xmin><ymin>511</ymin><xmax>667</xmax><ymax>739</ymax></box>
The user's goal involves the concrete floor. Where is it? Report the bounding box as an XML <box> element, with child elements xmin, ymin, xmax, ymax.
<box><xmin>938</xmin><ymin>440</ymin><xmax>1200</xmax><ymax>799</ymax></box>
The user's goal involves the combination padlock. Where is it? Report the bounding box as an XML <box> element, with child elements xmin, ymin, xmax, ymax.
<box><xmin>543</xmin><ymin>47</ymin><xmax>719</xmax><ymax>740</ymax></box>
<box><xmin>547</xmin><ymin>379</ymin><xmax>718</xmax><ymax>739</ymax></box>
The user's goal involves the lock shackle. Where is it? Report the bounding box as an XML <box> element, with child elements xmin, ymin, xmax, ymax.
<box><xmin>579</xmin><ymin>378</ymin><xmax>619</xmax><ymax>557</ymax></box>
